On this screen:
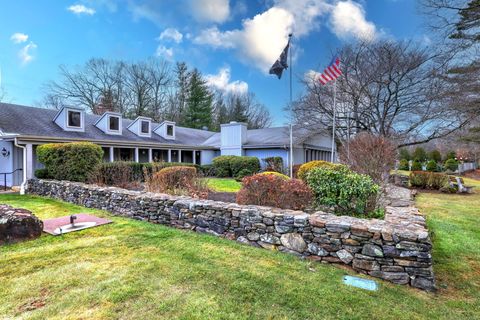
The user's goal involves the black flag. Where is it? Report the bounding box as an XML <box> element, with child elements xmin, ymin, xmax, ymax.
<box><xmin>269</xmin><ymin>35</ymin><xmax>291</xmax><ymax>79</ymax></box>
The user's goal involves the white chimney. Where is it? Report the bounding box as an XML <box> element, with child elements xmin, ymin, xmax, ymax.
<box><xmin>220</xmin><ymin>121</ymin><xmax>247</xmax><ymax>156</ymax></box>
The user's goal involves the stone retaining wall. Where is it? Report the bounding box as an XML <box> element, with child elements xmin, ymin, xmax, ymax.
<box><xmin>26</xmin><ymin>179</ymin><xmax>435</xmax><ymax>291</ymax></box>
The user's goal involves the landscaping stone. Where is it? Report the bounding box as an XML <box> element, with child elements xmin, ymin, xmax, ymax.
<box><xmin>0</xmin><ymin>204</ymin><xmax>43</xmax><ymax>245</ymax></box>
<box><xmin>26</xmin><ymin>179</ymin><xmax>435</xmax><ymax>291</ymax></box>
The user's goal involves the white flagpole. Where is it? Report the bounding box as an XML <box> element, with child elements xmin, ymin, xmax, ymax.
<box><xmin>330</xmin><ymin>80</ymin><xmax>337</xmax><ymax>163</ymax></box>
<box><xmin>289</xmin><ymin>34</ymin><xmax>294</xmax><ymax>178</ymax></box>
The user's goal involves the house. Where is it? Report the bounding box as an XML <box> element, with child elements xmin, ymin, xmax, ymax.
<box><xmin>0</xmin><ymin>103</ymin><xmax>336</xmax><ymax>190</ymax></box>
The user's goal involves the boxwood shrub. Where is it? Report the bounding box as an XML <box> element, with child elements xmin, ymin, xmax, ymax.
<box><xmin>305</xmin><ymin>166</ymin><xmax>379</xmax><ymax>216</ymax></box>
<box><xmin>297</xmin><ymin>160</ymin><xmax>343</xmax><ymax>181</ymax></box>
<box><xmin>444</xmin><ymin>159</ymin><xmax>459</xmax><ymax>172</ymax></box>
<box><xmin>212</xmin><ymin>156</ymin><xmax>236</xmax><ymax>177</ymax></box>
<box><xmin>37</xmin><ymin>142</ymin><xmax>103</xmax><ymax>182</ymax></box>
<box><xmin>212</xmin><ymin>155</ymin><xmax>260</xmax><ymax>178</ymax></box>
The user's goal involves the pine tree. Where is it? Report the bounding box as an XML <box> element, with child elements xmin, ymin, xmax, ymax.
<box><xmin>229</xmin><ymin>95</ymin><xmax>249</xmax><ymax>123</ymax></box>
<box><xmin>182</xmin><ymin>69</ymin><xmax>213</xmax><ymax>130</ymax></box>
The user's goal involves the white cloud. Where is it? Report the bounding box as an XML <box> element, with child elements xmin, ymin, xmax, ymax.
<box><xmin>158</xmin><ymin>28</ymin><xmax>183</xmax><ymax>43</ymax></box>
<box><xmin>156</xmin><ymin>45</ymin><xmax>174</xmax><ymax>60</ymax></box>
<box><xmin>330</xmin><ymin>0</ymin><xmax>376</xmax><ymax>40</ymax></box>
<box><xmin>274</xmin><ymin>0</ymin><xmax>330</xmax><ymax>36</ymax></box>
<box><xmin>18</xmin><ymin>42</ymin><xmax>37</xmax><ymax>65</ymax></box>
<box><xmin>205</xmin><ymin>67</ymin><xmax>248</xmax><ymax>95</ymax></box>
<box><xmin>10</xmin><ymin>33</ymin><xmax>29</xmax><ymax>44</ymax></box>
<box><xmin>190</xmin><ymin>0</ymin><xmax>230</xmax><ymax>23</ymax></box>
<box><xmin>304</xmin><ymin>70</ymin><xmax>322</xmax><ymax>86</ymax></box>
<box><xmin>67</xmin><ymin>4</ymin><xmax>96</xmax><ymax>15</ymax></box>
<box><xmin>194</xmin><ymin>7</ymin><xmax>294</xmax><ymax>73</ymax></box>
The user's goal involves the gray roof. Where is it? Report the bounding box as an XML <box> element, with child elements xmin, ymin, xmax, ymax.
<box><xmin>0</xmin><ymin>103</ymin><xmax>216</xmax><ymax>147</ymax></box>
<box><xmin>201</xmin><ymin>126</ymin><xmax>320</xmax><ymax>149</ymax></box>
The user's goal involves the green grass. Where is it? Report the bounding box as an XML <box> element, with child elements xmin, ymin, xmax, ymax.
<box><xmin>0</xmin><ymin>188</ymin><xmax>479</xmax><ymax>319</ymax></box>
<box><xmin>204</xmin><ymin>178</ymin><xmax>241</xmax><ymax>193</ymax></box>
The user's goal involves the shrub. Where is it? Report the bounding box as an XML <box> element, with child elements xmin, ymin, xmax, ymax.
<box><xmin>429</xmin><ymin>150</ymin><xmax>442</xmax><ymax>162</ymax></box>
<box><xmin>426</xmin><ymin>160</ymin><xmax>438</xmax><ymax>172</ymax></box>
<box><xmin>198</xmin><ymin>164</ymin><xmax>216</xmax><ymax>177</ymax></box>
<box><xmin>398</xmin><ymin>148</ymin><xmax>411</xmax><ymax>161</ymax></box>
<box><xmin>236</xmin><ymin>174</ymin><xmax>312</xmax><ymax>210</ymax></box>
<box><xmin>411</xmin><ymin>159</ymin><xmax>422</xmax><ymax>171</ymax></box>
<box><xmin>399</xmin><ymin>159</ymin><xmax>409</xmax><ymax>170</ymax></box>
<box><xmin>339</xmin><ymin>133</ymin><xmax>397</xmax><ymax>183</ymax></box>
<box><xmin>89</xmin><ymin>161</ymin><xmax>134</xmax><ymax>188</ymax></box>
<box><xmin>409</xmin><ymin>171</ymin><xmax>449</xmax><ymax>190</ymax></box>
<box><xmin>297</xmin><ymin>160</ymin><xmax>340</xmax><ymax>181</ymax></box>
<box><xmin>444</xmin><ymin>151</ymin><xmax>456</xmax><ymax>161</ymax></box>
<box><xmin>230</xmin><ymin>156</ymin><xmax>260</xmax><ymax>177</ymax></box>
<box><xmin>412</xmin><ymin>147</ymin><xmax>427</xmax><ymax>162</ymax></box>
<box><xmin>34</xmin><ymin>168</ymin><xmax>50</xmax><ymax>179</ymax></box>
<box><xmin>212</xmin><ymin>155</ymin><xmax>260</xmax><ymax>178</ymax></box>
<box><xmin>37</xmin><ymin>142</ymin><xmax>103</xmax><ymax>182</ymax></box>
<box><xmin>292</xmin><ymin>164</ymin><xmax>302</xmax><ymax>178</ymax></box>
<box><xmin>305</xmin><ymin>166</ymin><xmax>379</xmax><ymax>216</ymax></box>
<box><xmin>234</xmin><ymin>168</ymin><xmax>254</xmax><ymax>181</ymax></box>
<box><xmin>258</xmin><ymin>171</ymin><xmax>290</xmax><ymax>180</ymax></box>
<box><xmin>145</xmin><ymin>166</ymin><xmax>207</xmax><ymax>198</ymax></box>
<box><xmin>444</xmin><ymin>159</ymin><xmax>459</xmax><ymax>171</ymax></box>
<box><xmin>212</xmin><ymin>155</ymin><xmax>236</xmax><ymax>177</ymax></box>
<box><xmin>263</xmin><ymin>156</ymin><xmax>284</xmax><ymax>173</ymax></box>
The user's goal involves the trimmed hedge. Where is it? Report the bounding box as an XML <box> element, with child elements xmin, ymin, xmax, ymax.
<box><xmin>37</xmin><ymin>142</ymin><xmax>103</xmax><ymax>182</ymax></box>
<box><xmin>34</xmin><ymin>168</ymin><xmax>50</xmax><ymax>179</ymax></box>
<box><xmin>212</xmin><ymin>156</ymin><xmax>260</xmax><ymax>178</ymax></box>
<box><xmin>409</xmin><ymin>171</ymin><xmax>449</xmax><ymax>190</ymax></box>
<box><xmin>305</xmin><ymin>166</ymin><xmax>379</xmax><ymax>216</ymax></box>
<box><xmin>297</xmin><ymin>160</ymin><xmax>343</xmax><ymax>181</ymax></box>
<box><xmin>258</xmin><ymin>171</ymin><xmax>290</xmax><ymax>180</ymax></box>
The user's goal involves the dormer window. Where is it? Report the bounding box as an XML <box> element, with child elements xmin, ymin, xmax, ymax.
<box><xmin>167</xmin><ymin>124</ymin><xmax>174</xmax><ymax>136</ymax></box>
<box><xmin>109</xmin><ymin>116</ymin><xmax>120</xmax><ymax>131</ymax></box>
<box><xmin>54</xmin><ymin>107</ymin><xmax>85</xmax><ymax>132</ymax></box>
<box><xmin>141</xmin><ymin>120</ymin><xmax>150</xmax><ymax>134</ymax></box>
<box><xmin>67</xmin><ymin>110</ymin><xmax>82</xmax><ymax>128</ymax></box>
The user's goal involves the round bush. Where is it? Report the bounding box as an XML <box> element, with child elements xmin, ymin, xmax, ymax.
<box><xmin>235</xmin><ymin>168</ymin><xmax>254</xmax><ymax>181</ymax></box>
<box><xmin>237</xmin><ymin>174</ymin><xmax>312</xmax><ymax>210</ymax></box>
<box><xmin>398</xmin><ymin>159</ymin><xmax>409</xmax><ymax>171</ymax></box>
<box><xmin>34</xmin><ymin>168</ymin><xmax>50</xmax><ymax>179</ymax></box>
<box><xmin>444</xmin><ymin>159</ymin><xmax>459</xmax><ymax>171</ymax></box>
<box><xmin>426</xmin><ymin>160</ymin><xmax>437</xmax><ymax>172</ymax></box>
<box><xmin>297</xmin><ymin>160</ymin><xmax>342</xmax><ymax>181</ymax></box>
<box><xmin>411</xmin><ymin>159</ymin><xmax>422</xmax><ymax>171</ymax></box>
<box><xmin>258</xmin><ymin>171</ymin><xmax>290</xmax><ymax>180</ymax></box>
<box><xmin>305</xmin><ymin>166</ymin><xmax>379</xmax><ymax>216</ymax></box>
<box><xmin>212</xmin><ymin>156</ymin><xmax>236</xmax><ymax>177</ymax></box>
<box><xmin>37</xmin><ymin>142</ymin><xmax>103</xmax><ymax>183</ymax></box>
<box><xmin>150</xmin><ymin>166</ymin><xmax>197</xmax><ymax>193</ymax></box>
<box><xmin>230</xmin><ymin>156</ymin><xmax>260</xmax><ymax>177</ymax></box>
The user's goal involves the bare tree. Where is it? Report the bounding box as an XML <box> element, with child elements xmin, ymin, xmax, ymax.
<box><xmin>290</xmin><ymin>40</ymin><xmax>469</xmax><ymax>148</ymax></box>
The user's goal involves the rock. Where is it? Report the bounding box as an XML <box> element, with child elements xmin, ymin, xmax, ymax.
<box><xmin>275</xmin><ymin>223</ymin><xmax>293</xmax><ymax>233</ymax></box>
<box><xmin>260</xmin><ymin>234</ymin><xmax>281</xmax><ymax>245</ymax></box>
<box><xmin>381</xmin><ymin>266</ymin><xmax>405</xmax><ymax>272</ymax></box>
<box><xmin>258</xmin><ymin>241</ymin><xmax>277</xmax><ymax>250</ymax></box>
<box><xmin>307</xmin><ymin>243</ymin><xmax>329</xmax><ymax>256</ymax></box>
<box><xmin>246</xmin><ymin>232</ymin><xmax>260</xmax><ymax>241</ymax></box>
<box><xmin>382</xmin><ymin>245</ymin><xmax>400</xmax><ymax>258</ymax></box>
<box><xmin>280</xmin><ymin>233</ymin><xmax>307</xmax><ymax>252</ymax></box>
<box><xmin>368</xmin><ymin>271</ymin><xmax>410</xmax><ymax>285</ymax></box>
<box><xmin>396</xmin><ymin>241</ymin><xmax>431</xmax><ymax>252</ymax></box>
<box><xmin>325</xmin><ymin>222</ymin><xmax>350</xmax><ymax>233</ymax></box>
<box><xmin>236</xmin><ymin>236</ymin><xmax>249</xmax><ymax>244</ymax></box>
<box><xmin>336</xmin><ymin>249</ymin><xmax>354</xmax><ymax>264</ymax></box>
<box><xmin>0</xmin><ymin>205</ymin><xmax>43</xmax><ymax>245</ymax></box>
<box><xmin>411</xmin><ymin>277</ymin><xmax>436</xmax><ymax>292</ymax></box>
<box><xmin>362</xmin><ymin>244</ymin><xmax>384</xmax><ymax>257</ymax></box>
<box><xmin>352</xmin><ymin>258</ymin><xmax>380</xmax><ymax>271</ymax></box>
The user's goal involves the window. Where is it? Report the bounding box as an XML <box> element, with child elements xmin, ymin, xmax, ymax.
<box><xmin>109</xmin><ymin>116</ymin><xmax>120</xmax><ymax>131</ymax></box>
<box><xmin>166</xmin><ymin>124</ymin><xmax>174</xmax><ymax>136</ymax></box>
<box><xmin>68</xmin><ymin>111</ymin><xmax>81</xmax><ymax>128</ymax></box>
<box><xmin>140</xmin><ymin>120</ymin><xmax>150</xmax><ymax>134</ymax></box>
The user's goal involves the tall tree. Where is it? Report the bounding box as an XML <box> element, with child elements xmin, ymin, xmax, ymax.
<box><xmin>182</xmin><ymin>69</ymin><xmax>213</xmax><ymax>129</ymax></box>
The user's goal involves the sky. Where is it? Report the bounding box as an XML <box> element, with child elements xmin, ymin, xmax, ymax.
<box><xmin>0</xmin><ymin>0</ymin><xmax>427</xmax><ymax>126</ymax></box>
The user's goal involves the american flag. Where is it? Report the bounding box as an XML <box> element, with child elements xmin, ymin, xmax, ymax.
<box><xmin>318</xmin><ymin>56</ymin><xmax>342</xmax><ymax>85</ymax></box>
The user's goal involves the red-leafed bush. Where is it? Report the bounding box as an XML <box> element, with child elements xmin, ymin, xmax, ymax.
<box><xmin>145</xmin><ymin>166</ymin><xmax>207</xmax><ymax>198</ymax></box>
<box><xmin>236</xmin><ymin>174</ymin><xmax>312</xmax><ymax>210</ymax></box>
<box><xmin>339</xmin><ymin>132</ymin><xmax>396</xmax><ymax>183</ymax></box>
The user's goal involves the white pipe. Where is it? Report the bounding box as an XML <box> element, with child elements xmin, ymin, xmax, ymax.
<box><xmin>14</xmin><ymin>137</ymin><xmax>27</xmax><ymax>195</ymax></box>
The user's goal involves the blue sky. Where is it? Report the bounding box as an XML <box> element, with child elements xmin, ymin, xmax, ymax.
<box><xmin>0</xmin><ymin>0</ymin><xmax>426</xmax><ymax>126</ymax></box>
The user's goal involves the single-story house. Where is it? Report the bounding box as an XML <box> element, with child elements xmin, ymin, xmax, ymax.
<box><xmin>0</xmin><ymin>103</ymin><xmax>336</xmax><ymax>191</ymax></box>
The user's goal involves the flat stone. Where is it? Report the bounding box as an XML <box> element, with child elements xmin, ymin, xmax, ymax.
<box><xmin>362</xmin><ymin>244</ymin><xmax>384</xmax><ymax>257</ymax></box>
<box><xmin>411</xmin><ymin>277</ymin><xmax>436</xmax><ymax>292</ymax></box>
<box><xmin>381</xmin><ymin>266</ymin><xmax>405</xmax><ymax>272</ymax></box>
<box><xmin>259</xmin><ymin>234</ymin><xmax>281</xmax><ymax>245</ymax></box>
<box><xmin>307</xmin><ymin>243</ymin><xmax>329</xmax><ymax>256</ymax></box>
<box><xmin>352</xmin><ymin>258</ymin><xmax>380</xmax><ymax>271</ymax></box>
<box><xmin>325</xmin><ymin>222</ymin><xmax>350</xmax><ymax>233</ymax></box>
<box><xmin>368</xmin><ymin>271</ymin><xmax>410</xmax><ymax>285</ymax></box>
<box><xmin>258</xmin><ymin>241</ymin><xmax>277</xmax><ymax>250</ymax></box>
<box><xmin>280</xmin><ymin>233</ymin><xmax>307</xmax><ymax>252</ymax></box>
<box><xmin>275</xmin><ymin>224</ymin><xmax>293</xmax><ymax>233</ymax></box>
<box><xmin>336</xmin><ymin>249</ymin><xmax>354</xmax><ymax>264</ymax></box>
<box><xmin>396</xmin><ymin>241</ymin><xmax>431</xmax><ymax>252</ymax></box>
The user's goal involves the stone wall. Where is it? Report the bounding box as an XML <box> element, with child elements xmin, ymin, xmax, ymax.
<box><xmin>0</xmin><ymin>204</ymin><xmax>43</xmax><ymax>245</ymax></box>
<box><xmin>26</xmin><ymin>179</ymin><xmax>435</xmax><ymax>291</ymax></box>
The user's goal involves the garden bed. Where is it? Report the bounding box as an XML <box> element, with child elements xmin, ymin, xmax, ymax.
<box><xmin>26</xmin><ymin>179</ymin><xmax>435</xmax><ymax>291</ymax></box>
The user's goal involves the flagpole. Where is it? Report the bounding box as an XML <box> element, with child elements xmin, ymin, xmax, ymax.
<box><xmin>330</xmin><ymin>80</ymin><xmax>337</xmax><ymax>163</ymax></box>
<box><xmin>289</xmin><ymin>34</ymin><xmax>294</xmax><ymax>178</ymax></box>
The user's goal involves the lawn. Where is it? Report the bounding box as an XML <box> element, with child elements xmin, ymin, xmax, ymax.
<box><xmin>0</xmin><ymin>184</ymin><xmax>479</xmax><ymax>319</ymax></box>
<box><xmin>204</xmin><ymin>178</ymin><xmax>241</xmax><ymax>193</ymax></box>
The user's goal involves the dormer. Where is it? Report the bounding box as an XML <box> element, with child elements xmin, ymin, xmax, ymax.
<box><xmin>154</xmin><ymin>121</ymin><xmax>176</xmax><ymax>140</ymax></box>
<box><xmin>94</xmin><ymin>112</ymin><xmax>123</xmax><ymax>135</ymax></box>
<box><xmin>53</xmin><ymin>106</ymin><xmax>85</xmax><ymax>132</ymax></box>
<box><xmin>127</xmin><ymin>116</ymin><xmax>152</xmax><ymax>137</ymax></box>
